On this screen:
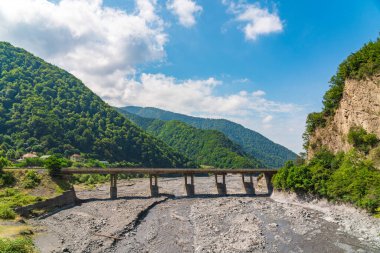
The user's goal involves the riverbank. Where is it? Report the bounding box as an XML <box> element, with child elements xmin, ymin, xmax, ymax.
<box><xmin>32</xmin><ymin>175</ymin><xmax>380</xmax><ymax>252</ymax></box>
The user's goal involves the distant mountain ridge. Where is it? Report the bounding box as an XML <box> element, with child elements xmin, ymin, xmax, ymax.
<box><xmin>120</xmin><ymin>106</ymin><xmax>297</xmax><ymax>167</ymax></box>
<box><xmin>121</xmin><ymin>110</ymin><xmax>262</xmax><ymax>168</ymax></box>
<box><xmin>0</xmin><ymin>42</ymin><xmax>188</xmax><ymax>167</ymax></box>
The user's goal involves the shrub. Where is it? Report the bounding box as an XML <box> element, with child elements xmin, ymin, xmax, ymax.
<box><xmin>0</xmin><ymin>157</ymin><xmax>9</xmax><ymax>171</ymax></box>
<box><xmin>44</xmin><ymin>155</ymin><xmax>63</xmax><ymax>177</ymax></box>
<box><xmin>0</xmin><ymin>206</ymin><xmax>16</xmax><ymax>219</ymax></box>
<box><xmin>273</xmin><ymin>149</ymin><xmax>380</xmax><ymax>213</ymax></box>
<box><xmin>348</xmin><ymin>126</ymin><xmax>379</xmax><ymax>154</ymax></box>
<box><xmin>303</xmin><ymin>112</ymin><xmax>326</xmax><ymax>149</ymax></box>
<box><xmin>0</xmin><ymin>172</ymin><xmax>16</xmax><ymax>188</ymax></box>
<box><xmin>16</xmin><ymin>158</ymin><xmax>44</xmax><ymax>168</ymax></box>
<box><xmin>21</xmin><ymin>171</ymin><xmax>41</xmax><ymax>189</ymax></box>
<box><xmin>0</xmin><ymin>237</ymin><xmax>35</xmax><ymax>253</ymax></box>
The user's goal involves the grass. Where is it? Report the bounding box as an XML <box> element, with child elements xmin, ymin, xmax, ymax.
<box><xmin>0</xmin><ymin>225</ymin><xmax>32</xmax><ymax>238</ymax></box>
<box><xmin>0</xmin><ymin>237</ymin><xmax>35</xmax><ymax>253</ymax></box>
<box><xmin>0</xmin><ymin>189</ymin><xmax>43</xmax><ymax>220</ymax></box>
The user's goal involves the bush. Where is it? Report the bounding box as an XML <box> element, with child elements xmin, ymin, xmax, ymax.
<box><xmin>15</xmin><ymin>158</ymin><xmax>44</xmax><ymax>168</ymax></box>
<box><xmin>0</xmin><ymin>205</ymin><xmax>16</xmax><ymax>219</ymax></box>
<box><xmin>0</xmin><ymin>172</ymin><xmax>16</xmax><ymax>188</ymax></box>
<box><xmin>303</xmin><ymin>112</ymin><xmax>326</xmax><ymax>149</ymax></box>
<box><xmin>273</xmin><ymin>149</ymin><xmax>380</xmax><ymax>213</ymax></box>
<box><xmin>0</xmin><ymin>237</ymin><xmax>35</xmax><ymax>253</ymax></box>
<box><xmin>44</xmin><ymin>155</ymin><xmax>63</xmax><ymax>177</ymax></box>
<box><xmin>21</xmin><ymin>171</ymin><xmax>42</xmax><ymax>189</ymax></box>
<box><xmin>0</xmin><ymin>157</ymin><xmax>9</xmax><ymax>171</ymax></box>
<box><xmin>348</xmin><ymin>126</ymin><xmax>378</xmax><ymax>154</ymax></box>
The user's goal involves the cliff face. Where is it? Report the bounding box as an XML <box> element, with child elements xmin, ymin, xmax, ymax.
<box><xmin>308</xmin><ymin>74</ymin><xmax>380</xmax><ymax>157</ymax></box>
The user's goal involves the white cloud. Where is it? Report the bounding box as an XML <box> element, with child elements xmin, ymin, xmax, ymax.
<box><xmin>117</xmin><ymin>73</ymin><xmax>305</xmax><ymax>153</ymax></box>
<box><xmin>252</xmin><ymin>90</ymin><xmax>266</xmax><ymax>97</ymax></box>
<box><xmin>118</xmin><ymin>73</ymin><xmax>299</xmax><ymax>116</ymax></box>
<box><xmin>0</xmin><ymin>0</ymin><xmax>304</xmax><ymax>152</ymax></box>
<box><xmin>262</xmin><ymin>115</ymin><xmax>273</xmax><ymax>123</ymax></box>
<box><xmin>0</xmin><ymin>0</ymin><xmax>167</xmax><ymax>96</ymax></box>
<box><xmin>167</xmin><ymin>0</ymin><xmax>202</xmax><ymax>27</ymax></box>
<box><xmin>223</xmin><ymin>1</ymin><xmax>283</xmax><ymax>40</ymax></box>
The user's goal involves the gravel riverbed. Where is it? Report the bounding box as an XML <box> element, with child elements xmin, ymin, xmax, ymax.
<box><xmin>32</xmin><ymin>175</ymin><xmax>380</xmax><ymax>253</ymax></box>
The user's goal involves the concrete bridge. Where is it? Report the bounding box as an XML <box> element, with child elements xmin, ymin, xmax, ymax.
<box><xmin>61</xmin><ymin>168</ymin><xmax>277</xmax><ymax>199</ymax></box>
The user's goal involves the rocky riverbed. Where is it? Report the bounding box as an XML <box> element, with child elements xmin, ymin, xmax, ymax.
<box><xmin>32</xmin><ymin>175</ymin><xmax>380</xmax><ymax>253</ymax></box>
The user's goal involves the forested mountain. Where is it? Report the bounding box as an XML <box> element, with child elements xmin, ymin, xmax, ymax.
<box><xmin>121</xmin><ymin>111</ymin><xmax>262</xmax><ymax>168</ymax></box>
<box><xmin>119</xmin><ymin>106</ymin><xmax>297</xmax><ymax>167</ymax></box>
<box><xmin>0</xmin><ymin>42</ymin><xmax>189</xmax><ymax>167</ymax></box>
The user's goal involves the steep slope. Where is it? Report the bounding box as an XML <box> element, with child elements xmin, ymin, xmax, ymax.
<box><xmin>304</xmin><ymin>38</ymin><xmax>380</xmax><ymax>158</ymax></box>
<box><xmin>119</xmin><ymin>107</ymin><xmax>297</xmax><ymax>167</ymax></box>
<box><xmin>121</xmin><ymin>111</ymin><xmax>262</xmax><ymax>168</ymax></box>
<box><xmin>273</xmin><ymin>38</ymin><xmax>380</xmax><ymax>214</ymax></box>
<box><xmin>0</xmin><ymin>42</ymin><xmax>188</xmax><ymax>167</ymax></box>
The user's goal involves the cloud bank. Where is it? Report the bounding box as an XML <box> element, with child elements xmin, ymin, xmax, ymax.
<box><xmin>0</xmin><ymin>0</ymin><xmax>303</xmax><ymax>152</ymax></box>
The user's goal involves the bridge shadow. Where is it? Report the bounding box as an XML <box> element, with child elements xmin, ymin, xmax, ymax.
<box><xmin>37</xmin><ymin>193</ymin><xmax>272</xmax><ymax>219</ymax></box>
<box><xmin>76</xmin><ymin>192</ymin><xmax>271</xmax><ymax>204</ymax></box>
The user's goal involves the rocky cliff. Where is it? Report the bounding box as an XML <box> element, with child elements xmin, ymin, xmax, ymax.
<box><xmin>308</xmin><ymin>74</ymin><xmax>380</xmax><ymax>157</ymax></box>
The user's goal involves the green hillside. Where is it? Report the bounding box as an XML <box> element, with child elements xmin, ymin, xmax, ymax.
<box><xmin>0</xmin><ymin>42</ymin><xmax>188</xmax><ymax>167</ymax></box>
<box><xmin>122</xmin><ymin>111</ymin><xmax>262</xmax><ymax>168</ymax></box>
<box><xmin>119</xmin><ymin>106</ymin><xmax>297</xmax><ymax>168</ymax></box>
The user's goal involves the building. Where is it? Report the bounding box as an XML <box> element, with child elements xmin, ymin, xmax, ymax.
<box><xmin>70</xmin><ymin>154</ymin><xmax>83</xmax><ymax>162</ymax></box>
<box><xmin>21</xmin><ymin>152</ymin><xmax>38</xmax><ymax>160</ymax></box>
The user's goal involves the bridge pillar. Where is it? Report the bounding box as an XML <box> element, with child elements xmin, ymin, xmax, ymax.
<box><xmin>184</xmin><ymin>174</ymin><xmax>195</xmax><ymax>196</ymax></box>
<box><xmin>264</xmin><ymin>173</ymin><xmax>274</xmax><ymax>195</ymax></box>
<box><xmin>150</xmin><ymin>175</ymin><xmax>159</xmax><ymax>197</ymax></box>
<box><xmin>242</xmin><ymin>174</ymin><xmax>255</xmax><ymax>195</ymax></box>
<box><xmin>215</xmin><ymin>174</ymin><xmax>227</xmax><ymax>195</ymax></box>
<box><xmin>110</xmin><ymin>174</ymin><xmax>117</xmax><ymax>199</ymax></box>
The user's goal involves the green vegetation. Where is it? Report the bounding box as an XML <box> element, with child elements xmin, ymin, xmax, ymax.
<box><xmin>302</xmin><ymin>112</ymin><xmax>326</xmax><ymax>149</ymax></box>
<box><xmin>303</xmin><ymin>38</ymin><xmax>380</xmax><ymax>147</ymax></box>
<box><xmin>273</xmin><ymin>149</ymin><xmax>380</xmax><ymax>213</ymax></box>
<box><xmin>21</xmin><ymin>171</ymin><xmax>41</xmax><ymax>189</ymax></box>
<box><xmin>0</xmin><ymin>42</ymin><xmax>188</xmax><ymax>167</ymax></box>
<box><xmin>323</xmin><ymin>38</ymin><xmax>380</xmax><ymax>116</ymax></box>
<box><xmin>0</xmin><ymin>189</ymin><xmax>42</xmax><ymax>219</ymax></box>
<box><xmin>0</xmin><ymin>158</ymin><xmax>15</xmax><ymax>187</ymax></box>
<box><xmin>119</xmin><ymin>106</ymin><xmax>297</xmax><ymax>168</ymax></box>
<box><xmin>347</xmin><ymin>126</ymin><xmax>379</xmax><ymax>154</ymax></box>
<box><xmin>44</xmin><ymin>155</ymin><xmax>63</xmax><ymax>177</ymax></box>
<box><xmin>140</xmin><ymin>119</ymin><xmax>261</xmax><ymax>168</ymax></box>
<box><xmin>0</xmin><ymin>237</ymin><xmax>35</xmax><ymax>253</ymax></box>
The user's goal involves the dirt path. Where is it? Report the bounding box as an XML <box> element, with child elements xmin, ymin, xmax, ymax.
<box><xmin>32</xmin><ymin>175</ymin><xmax>380</xmax><ymax>253</ymax></box>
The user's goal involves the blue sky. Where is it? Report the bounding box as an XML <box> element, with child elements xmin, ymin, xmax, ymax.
<box><xmin>0</xmin><ymin>0</ymin><xmax>379</xmax><ymax>153</ymax></box>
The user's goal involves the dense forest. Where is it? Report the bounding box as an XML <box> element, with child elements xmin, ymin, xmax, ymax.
<box><xmin>275</xmin><ymin>38</ymin><xmax>380</xmax><ymax>214</ymax></box>
<box><xmin>122</xmin><ymin>111</ymin><xmax>262</xmax><ymax>168</ymax></box>
<box><xmin>119</xmin><ymin>106</ymin><xmax>297</xmax><ymax>168</ymax></box>
<box><xmin>0</xmin><ymin>42</ymin><xmax>189</xmax><ymax>167</ymax></box>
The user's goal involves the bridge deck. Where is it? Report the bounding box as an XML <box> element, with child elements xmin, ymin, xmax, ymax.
<box><xmin>61</xmin><ymin>168</ymin><xmax>277</xmax><ymax>175</ymax></box>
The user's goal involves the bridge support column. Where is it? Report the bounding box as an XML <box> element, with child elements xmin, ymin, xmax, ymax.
<box><xmin>184</xmin><ymin>174</ymin><xmax>195</xmax><ymax>197</ymax></box>
<box><xmin>242</xmin><ymin>174</ymin><xmax>255</xmax><ymax>195</ymax></box>
<box><xmin>150</xmin><ymin>175</ymin><xmax>159</xmax><ymax>197</ymax></box>
<box><xmin>110</xmin><ymin>174</ymin><xmax>117</xmax><ymax>199</ymax></box>
<box><xmin>264</xmin><ymin>173</ymin><xmax>274</xmax><ymax>195</ymax></box>
<box><xmin>215</xmin><ymin>174</ymin><xmax>227</xmax><ymax>195</ymax></box>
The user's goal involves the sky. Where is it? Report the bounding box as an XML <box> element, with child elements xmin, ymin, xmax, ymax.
<box><xmin>0</xmin><ymin>0</ymin><xmax>379</xmax><ymax>153</ymax></box>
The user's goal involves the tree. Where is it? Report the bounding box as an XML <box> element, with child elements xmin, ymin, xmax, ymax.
<box><xmin>44</xmin><ymin>155</ymin><xmax>63</xmax><ymax>177</ymax></box>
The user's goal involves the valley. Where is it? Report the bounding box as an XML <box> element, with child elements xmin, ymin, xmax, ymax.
<box><xmin>31</xmin><ymin>176</ymin><xmax>379</xmax><ymax>253</ymax></box>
